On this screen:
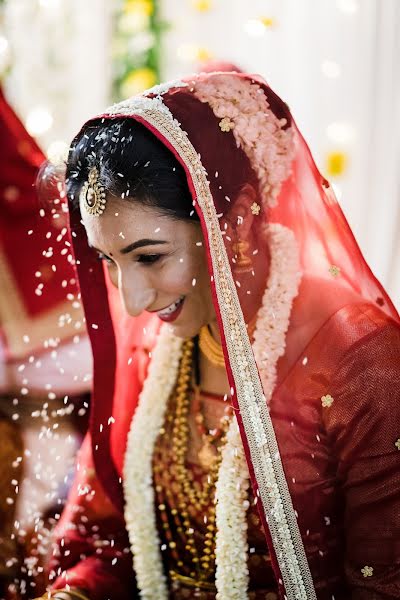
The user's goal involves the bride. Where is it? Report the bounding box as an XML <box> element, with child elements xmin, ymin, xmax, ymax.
<box><xmin>36</xmin><ymin>72</ymin><xmax>400</xmax><ymax>600</ymax></box>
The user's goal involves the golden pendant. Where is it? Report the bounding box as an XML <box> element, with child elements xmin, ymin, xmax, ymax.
<box><xmin>198</xmin><ymin>439</ymin><xmax>217</xmax><ymax>470</ymax></box>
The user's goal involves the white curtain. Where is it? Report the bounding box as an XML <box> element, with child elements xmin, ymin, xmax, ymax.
<box><xmin>364</xmin><ymin>1</ymin><xmax>400</xmax><ymax>304</ymax></box>
<box><xmin>4</xmin><ymin>0</ymin><xmax>112</xmax><ymax>150</ymax></box>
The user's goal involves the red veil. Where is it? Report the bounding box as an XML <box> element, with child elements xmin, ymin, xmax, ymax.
<box><xmin>56</xmin><ymin>73</ymin><xmax>399</xmax><ymax>599</ymax></box>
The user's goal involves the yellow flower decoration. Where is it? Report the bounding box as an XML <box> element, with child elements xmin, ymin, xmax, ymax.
<box><xmin>326</xmin><ymin>151</ymin><xmax>348</xmax><ymax>177</ymax></box>
<box><xmin>329</xmin><ymin>265</ymin><xmax>341</xmax><ymax>278</ymax></box>
<box><xmin>196</xmin><ymin>46</ymin><xmax>213</xmax><ymax>62</ymax></box>
<box><xmin>124</xmin><ymin>0</ymin><xmax>154</xmax><ymax>17</ymax></box>
<box><xmin>177</xmin><ymin>44</ymin><xmax>213</xmax><ymax>63</ymax></box>
<box><xmin>251</xmin><ymin>202</ymin><xmax>261</xmax><ymax>216</ymax></box>
<box><xmin>121</xmin><ymin>68</ymin><xmax>157</xmax><ymax>97</ymax></box>
<box><xmin>395</xmin><ymin>438</ymin><xmax>400</xmax><ymax>450</ymax></box>
<box><xmin>219</xmin><ymin>117</ymin><xmax>235</xmax><ymax>132</ymax></box>
<box><xmin>361</xmin><ymin>566</ymin><xmax>373</xmax><ymax>578</ymax></box>
<box><xmin>321</xmin><ymin>394</ymin><xmax>334</xmax><ymax>408</ymax></box>
<box><xmin>192</xmin><ymin>0</ymin><xmax>212</xmax><ymax>12</ymax></box>
<box><xmin>259</xmin><ymin>16</ymin><xmax>275</xmax><ymax>28</ymax></box>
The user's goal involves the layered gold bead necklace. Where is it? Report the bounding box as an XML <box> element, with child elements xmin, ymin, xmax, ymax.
<box><xmin>155</xmin><ymin>321</ymin><xmax>255</xmax><ymax>586</ymax></box>
<box><xmin>154</xmin><ymin>338</ymin><xmax>231</xmax><ymax>587</ymax></box>
<box><xmin>171</xmin><ymin>339</ymin><xmax>227</xmax><ymax>578</ymax></box>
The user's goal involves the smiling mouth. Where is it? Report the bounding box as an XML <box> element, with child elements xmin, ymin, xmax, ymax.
<box><xmin>156</xmin><ymin>296</ymin><xmax>185</xmax><ymax>317</ymax></box>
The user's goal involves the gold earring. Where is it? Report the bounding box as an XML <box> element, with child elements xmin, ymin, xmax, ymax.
<box><xmin>232</xmin><ymin>239</ymin><xmax>252</xmax><ymax>273</ymax></box>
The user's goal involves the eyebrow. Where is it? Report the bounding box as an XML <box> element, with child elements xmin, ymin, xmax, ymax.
<box><xmin>120</xmin><ymin>239</ymin><xmax>168</xmax><ymax>254</ymax></box>
<box><xmin>89</xmin><ymin>238</ymin><xmax>168</xmax><ymax>257</ymax></box>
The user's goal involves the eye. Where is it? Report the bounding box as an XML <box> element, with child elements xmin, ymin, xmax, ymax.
<box><xmin>97</xmin><ymin>252</ymin><xmax>114</xmax><ymax>265</ymax></box>
<box><xmin>137</xmin><ymin>254</ymin><xmax>162</xmax><ymax>265</ymax></box>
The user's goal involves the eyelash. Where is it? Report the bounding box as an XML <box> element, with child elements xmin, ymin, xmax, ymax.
<box><xmin>97</xmin><ymin>253</ymin><xmax>162</xmax><ymax>266</ymax></box>
<box><xmin>97</xmin><ymin>253</ymin><xmax>113</xmax><ymax>265</ymax></box>
<box><xmin>137</xmin><ymin>254</ymin><xmax>162</xmax><ymax>265</ymax></box>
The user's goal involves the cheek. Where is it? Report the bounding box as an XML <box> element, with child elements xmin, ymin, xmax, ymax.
<box><xmin>156</xmin><ymin>250</ymin><xmax>207</xmax><ymax>295</ymax></box>
<box><xmin>179</xmin><ymin>249</ymin><xmax>211</xmax><ymax>299</ymax></box>
<box><xmin>157</xmin><ymin>260</ymin><xmax>195</xmax><ymax>294</ymax></box>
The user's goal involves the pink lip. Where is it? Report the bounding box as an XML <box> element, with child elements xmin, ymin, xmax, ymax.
<box><xmin>157</xmin><ymin>298</ymin><xmax>185</xmax><ymax>323</ymax></box>
<box><xmin>147</xmin><ymin>298</ymin><xmax>183</xmax><ymax>314</ymax></box>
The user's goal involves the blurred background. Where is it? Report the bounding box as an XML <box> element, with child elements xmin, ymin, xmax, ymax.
<box><xmin>1</xmin><ymin>0</ymin><xmax>399</xmax><ymax>304</ymax></box>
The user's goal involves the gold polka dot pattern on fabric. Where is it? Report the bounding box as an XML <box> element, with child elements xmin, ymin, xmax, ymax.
<box><xmin>329</xmin><ymin>265</ymin><xmax>341</xmax><ymax>278</ymax></box>
<box><xmin>321</xmin><ymin>394</ymin><xmax>334</xmax><ymax>408</ymax></box>
<box><xmin>219</xmin><ymin>117</ymin><xmax>235</xmax><ymax>132</ymax></box>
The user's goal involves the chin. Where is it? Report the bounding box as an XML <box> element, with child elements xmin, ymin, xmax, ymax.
<box><xmin>168</xmin><ymin>320</ymin><xmax>203</xmax><ymax>340</ymax></box>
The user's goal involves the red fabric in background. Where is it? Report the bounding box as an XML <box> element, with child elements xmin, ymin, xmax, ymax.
<box><xmin>0</xmin><ymin>87</ymin><xmax>77</xmax><ymax>321</ymax></box>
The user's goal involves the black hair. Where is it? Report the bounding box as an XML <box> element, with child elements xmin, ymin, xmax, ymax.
<box><xmin>66</xmin><ymin>118</ymin><xmax>198</xmax><ymax>221</ymax></box>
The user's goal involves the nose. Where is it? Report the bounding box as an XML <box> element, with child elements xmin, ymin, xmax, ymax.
<box><xmin>118</xmin><ymin>268</ymin><xmax>156</xmax><ymax>317</ymax></box>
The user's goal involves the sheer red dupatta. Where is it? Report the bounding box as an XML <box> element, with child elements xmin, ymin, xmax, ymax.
<box><xmin>66</xmin><ymin>73</ymin><xmax>399</xmax><ymax>599</ymax></box>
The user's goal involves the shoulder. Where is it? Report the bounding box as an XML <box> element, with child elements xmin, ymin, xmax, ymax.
<box><xmin>329</xmin><ymin>302</ymin><xmax>399</xmax><ymax>370</ymax></box>
<box><xmin>322</xmin><ymin>303</ymin><xmax>400</xmax><ymax>459</ymax></box>
<box><xmin>299</xmin><ymin>273</ymin><xmax>399</xmax><ymax>358</ymax></box>
<box><xmin>335</xmin><ymin>304</ymin><xmax>399</xmax><ymax>406</ymax></box>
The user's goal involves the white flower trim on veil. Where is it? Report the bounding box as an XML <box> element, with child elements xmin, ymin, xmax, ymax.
<box><xmin>123</xmin><ymin>223</ymin><xmax>300</xmax><ymax>599</ymax></box>
<box><xmin>252</xmin><ymin>223</ymin><xmax>302</xmax><ymax>401</ymax></box>
<box><xmin>194</xmin><ymin>75</ymin><xmax>295</xmax><ymax>208</ymax></box>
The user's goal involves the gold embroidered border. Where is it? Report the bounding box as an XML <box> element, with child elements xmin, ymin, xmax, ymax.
<box><xmin>106</xmin><ymin>101</ymin><xmax>316</xmax><ymax>599</ymax></box>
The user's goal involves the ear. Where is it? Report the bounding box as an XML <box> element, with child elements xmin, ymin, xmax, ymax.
<box><xmin>228</xmin><ymin>183</ymin><xmax>258</xmax><ymax>239</ymax></box>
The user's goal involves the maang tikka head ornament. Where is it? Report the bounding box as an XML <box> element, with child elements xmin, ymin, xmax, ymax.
<box><xmin>80</xmin><ymin>166</ymin><xmax>107</xmax><ymax>216</ymax></box>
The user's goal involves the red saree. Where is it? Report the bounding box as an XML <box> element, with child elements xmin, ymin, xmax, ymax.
<box><xmin>47</xmin><ymin>73</ymin><xmax>400</xmax><ymax>599</ymax></box>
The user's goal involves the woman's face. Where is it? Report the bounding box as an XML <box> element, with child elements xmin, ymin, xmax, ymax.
<box><xmin>81</xmin><ymin>195</ymin><xmax>216</xmax><ymax>339</ymax></box>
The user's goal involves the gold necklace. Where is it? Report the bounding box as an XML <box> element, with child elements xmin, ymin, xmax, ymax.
<box><xmin>199</xmin><ymin>317</ymin><xmax>258</xmax><ymax>368</ymax></box>
<box><xmin>199</xmin><ymin>325</ymin><xmax>225</xmax><ymax>368</ymax></box>
<box><xmin>167</xmin><ymin>339</ymin><xmax>229</xmax><ymax>578</ymax></box>
<box><xmin>192</xmin><ymin>385</ymin><xmax>232</xmax><ymax>470</ymax></box>
<box><xmin>171</xmin><ymin>340</ymin><xmax>224</xmax><ymax>508</ymax></box>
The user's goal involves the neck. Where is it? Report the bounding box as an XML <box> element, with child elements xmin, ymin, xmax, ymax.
<box><xmin>197</xmin><ymin>344</ymin><xmax>231</xmax><ymax>397</ymax></box>
<box><xmin>209</xmin><ymin>320</ymin><xmax>222</xmax><ymax>345</ymax></box>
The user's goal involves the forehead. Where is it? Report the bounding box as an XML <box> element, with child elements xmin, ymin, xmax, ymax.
<box><xmin>81</xmin><ymin>197</ymin><xmax>166</xmax><ymax>239</ymax></box>
<box><xmin>80</xmin><ymin>196</ymin><xmax>193</xmax><ymax>250</ymax></box>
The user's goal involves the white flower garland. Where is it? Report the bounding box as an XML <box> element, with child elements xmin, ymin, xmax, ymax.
<box><xmin>123</xmin><ymin>223</ymin><xmax>300</xmax><ymax>600</ymax></box>
<box><xmin>194</xmin><ymin>74</ymin><xmax>295</xmax><ymax>207</ymax></box>
<box><xmin>123</xmin><ymin>326</ymin><xmax>183</xmax><ymax>599</ymax></box>
<box><xmin>252</xmin><ymin>223</ymin><xmax>302</xmax><ymax>402</ymax></box>
<box><xmin>215</xmin><ymin>418</ymin><xmax>249</xmax><ymax>599</ymax></box>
